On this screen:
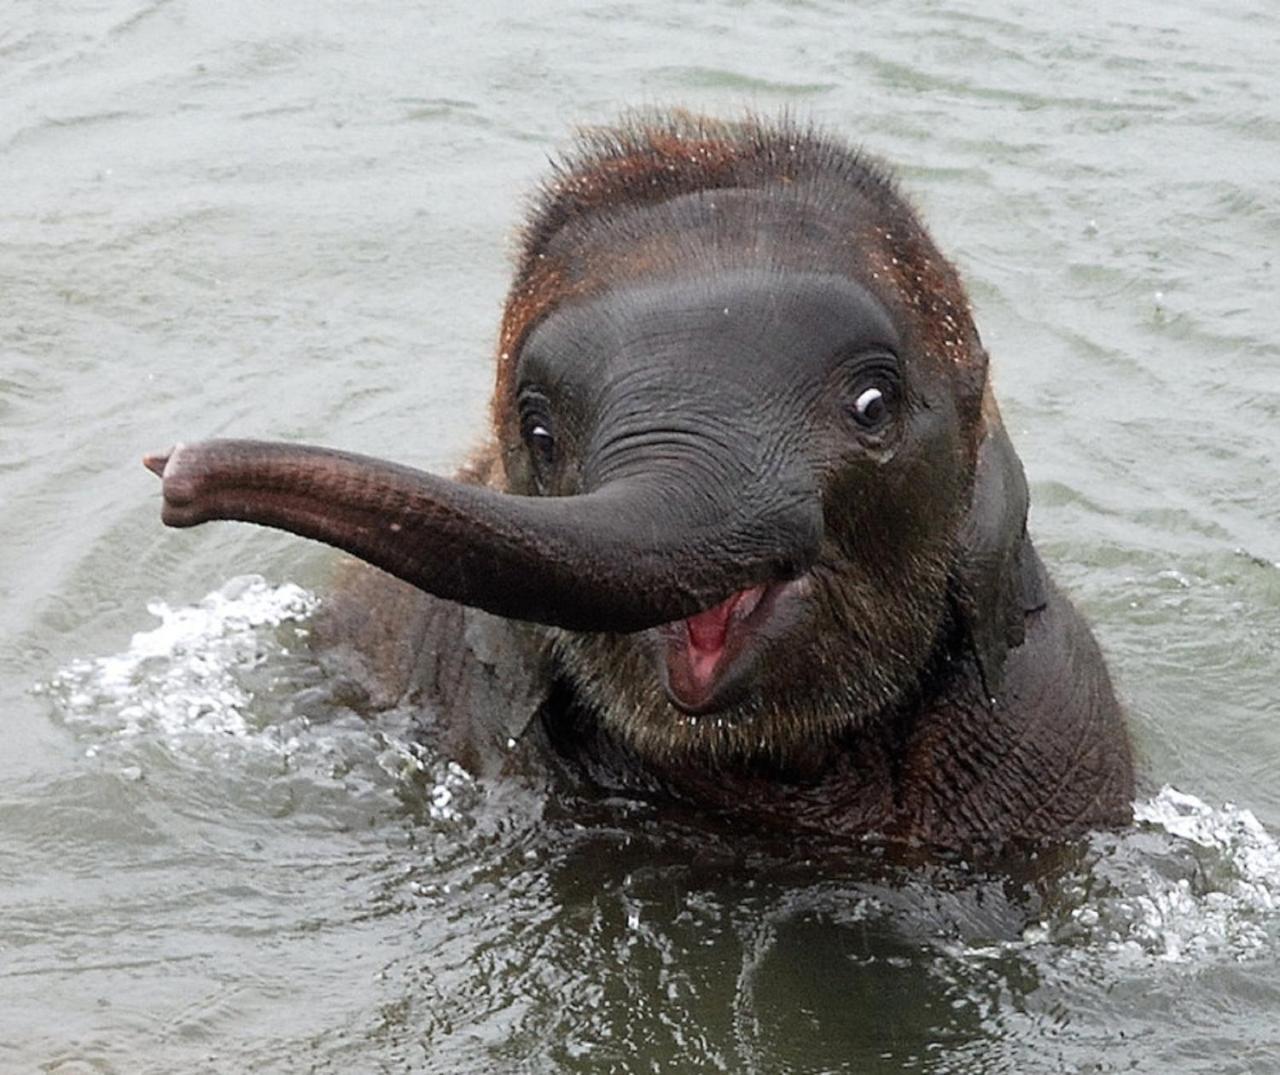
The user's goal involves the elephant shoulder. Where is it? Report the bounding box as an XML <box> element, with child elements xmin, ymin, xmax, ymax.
<box><xmin>900</xmin><ymin>552</ymin><xmax>1134</xmax><ymax>848</ymax></box>
<box><xmin>309</xmin><ymin>442</ymin><xmax>555</xmax><ymax>775</ymax></box>
<box><xmin>311</xmin><ymin>559</ymin><xmax>554</xmax><ymax>776</ymax></box>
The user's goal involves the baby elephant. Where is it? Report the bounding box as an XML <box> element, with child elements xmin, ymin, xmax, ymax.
<box><xmin>145</xmin><ymin>114</ymin><xmax>1133</xmax><ymax>851</ymax></box>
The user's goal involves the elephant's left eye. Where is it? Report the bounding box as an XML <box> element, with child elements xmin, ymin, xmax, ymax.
<box><xmin>853</xmin><ymin>387</ymin><xmax>886</xmax><ymax>427</ymax></box>
<box><xmin>841</xmin><ymin>353</ymin><xmax>899</xmax><ymax>437</ymax></box>
<box><xmin>848</xmin><ymin>376</ymin><xmax>897</xmax><ymax>435</ymax></box>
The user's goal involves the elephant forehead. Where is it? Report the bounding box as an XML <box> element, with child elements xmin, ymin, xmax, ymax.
<box><xmin>519</xmin><ymin>269</ymin><xmax>902</xmax><ymax>393</ymax></box>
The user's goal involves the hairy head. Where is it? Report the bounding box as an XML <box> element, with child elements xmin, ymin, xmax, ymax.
<box><xmin>489</xmin><ymin>113</ymin><xmax>993</xmax><ymax>767</ymax></box>
<box><xmin>140</xmin><ymin>112</ymin><xmax>1019</xmax><ymax>772</ymax></box>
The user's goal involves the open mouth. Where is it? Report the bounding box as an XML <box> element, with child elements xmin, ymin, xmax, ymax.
<box><xmin>653</xmin><ymin>580</ymin><xmax>801</xmax><ymax>715</ymax></box>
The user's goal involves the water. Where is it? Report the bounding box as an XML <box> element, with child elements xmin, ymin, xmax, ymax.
<box><xmin>3</xmin><ymin>0</ymin><xmax>1278</xmax><ymax>1070</ymax></box>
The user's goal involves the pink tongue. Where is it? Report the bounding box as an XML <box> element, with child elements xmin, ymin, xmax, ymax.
<box><xmin>666</xmin><ymin>585</ymin><xmax>768</xmax><ymax>708</ymax></box>
<box><xmin>686</xmin><ymin>595</ymin><xmax>738</xmax><ymax>653</ymax></box>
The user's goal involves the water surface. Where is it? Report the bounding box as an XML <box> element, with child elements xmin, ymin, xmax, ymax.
<box><xmin>3</xmin><ymin>1</ymin><xmax>1279</xmax><ymax>1071</ymax></box>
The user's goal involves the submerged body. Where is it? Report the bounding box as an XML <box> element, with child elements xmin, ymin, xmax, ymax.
<box><xmin>314</xmin><ymin>519</ymin><xmax>1129</xmax><ymax>851</ymax></box>
<box><xmin>147</xmin><ymin>115</ymin><xmax>1134</xmax><ymax>850</ymax></box>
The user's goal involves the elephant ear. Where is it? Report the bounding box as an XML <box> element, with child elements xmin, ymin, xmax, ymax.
<box><xmin>953</xmin><ymin>410</ymin><xmax>1049</xmax><ymax>699</ymax></box>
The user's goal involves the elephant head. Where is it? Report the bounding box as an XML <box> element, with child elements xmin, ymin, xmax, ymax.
<box><xmin>146</xmin><ymin>115</ymin><xmax>1029</xmax><ymax>767</ymax></box>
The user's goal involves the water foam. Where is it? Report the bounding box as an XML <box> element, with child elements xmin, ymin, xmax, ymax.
<box><xmin>42</xmin><ymin>581</ymin><xmax>1280</xmax><ymax>965</ymax></box>
<box><xmin>1124</xmin><ymin>786</ymin><xmax>1280</xmax><ymax>960</ymax></box>
<box><xmin>44</xmin><ymin>574</ymin><xmax>318</xmax><ymax>749</ymax></box>
<box><xmin>958</xmin><ymin>786</ymin><xmax>1280</xmax><ymax>972</ymax></box>
<box><xmin>41</xmin><ymin>575</ymin><xmax>478</xmax><ymax>819</ymax></box>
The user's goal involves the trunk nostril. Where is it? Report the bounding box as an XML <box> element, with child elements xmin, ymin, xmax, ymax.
<box><xmin>142</xmin><ymin>450</ymin><xmax>171</xmax><ymax>478</ymax></box>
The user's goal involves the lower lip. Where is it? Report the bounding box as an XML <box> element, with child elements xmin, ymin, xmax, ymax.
<box><xmin>653</xmin><ymin>579</ymin><xmax>801</xmax><ymax>715</ymax></box>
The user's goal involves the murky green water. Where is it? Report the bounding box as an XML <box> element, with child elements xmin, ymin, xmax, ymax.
<box><xmin>3</xmin><ymin>1</ymin><xmax>1278</xmax><ymax>1071</ymax></box>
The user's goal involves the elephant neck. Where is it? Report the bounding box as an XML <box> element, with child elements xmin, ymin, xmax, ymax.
<box><xmin>534</xmin><ymin>659</ymin><xmax>951</xmax><ymax>841</ymax></box>
<box><xmin>534</xmin><ymin>608</ymin><xmax>1004</xmax><ymax>845</ymax></box>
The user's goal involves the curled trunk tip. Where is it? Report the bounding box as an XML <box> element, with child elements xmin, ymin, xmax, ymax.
<box><xmin>143</xmin><ymin>449</ymin><xmax>172</xmax><ymax>478</ymax></box>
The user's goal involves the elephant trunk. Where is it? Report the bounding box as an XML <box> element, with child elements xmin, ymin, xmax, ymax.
<box><xmin>144</xmin><ymin>439</ymin><xmax>822</xmax><ymax>633</ymax></box>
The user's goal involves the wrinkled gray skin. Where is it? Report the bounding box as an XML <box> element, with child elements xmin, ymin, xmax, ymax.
<box><xmin>145</xmin><ymin>118</ymin><xmax>1134</xmax><ymax>851</ymax></box>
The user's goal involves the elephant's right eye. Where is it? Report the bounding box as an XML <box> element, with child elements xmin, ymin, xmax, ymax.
<box><xmin>519</xmin><ymin>400</ymin><xmax>556</xmax><ymax>487</ymax></box>
<box><xmin>528</xmin><ymin>422</ymin><xmax>555</xmax><ymax>462</ymax></box>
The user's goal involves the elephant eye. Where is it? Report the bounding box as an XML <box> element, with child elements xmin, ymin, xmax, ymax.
<box><xmin>849</xmin><ymin>378</ymin><xmax>901</xmax><ymax>435</ymax></box>
<box><xmin>529</xmin><ymin>423</ymin><xmax>555</xmax><ymax>460</ymax></box>
<box><xmin>851</xmin><ymin>385</ymin><xmax>890</xmax><ymax>431</ymax></box>
<box><xmin>841</xmin><ymin>351</ymin><xmax>899</xmax><ymax>437</ymax></box>
<box><xmin>519</xmin><ymin>406</ymin><xmax>556</xmax><ymax>486</ymax></box>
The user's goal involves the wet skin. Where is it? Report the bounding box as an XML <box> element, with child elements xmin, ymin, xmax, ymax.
<box><xmin>516</xmin><ymin>269</ymin><xmax>955</xmax><ymax>720</ymax></box>
<box><xmin>145</xmin><ymin>115</ymin><xmax>1135</xmax><ymax>851</ymax></box>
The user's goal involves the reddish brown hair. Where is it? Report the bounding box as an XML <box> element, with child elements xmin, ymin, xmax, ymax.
<box><xmin>492</xmin><ymin>113</ymin><xmax>987</xmax><ymax>455</ymax></box>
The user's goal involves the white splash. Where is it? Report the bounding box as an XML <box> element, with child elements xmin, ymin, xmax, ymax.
<box><xmin>44</xmin><ymin>575</ymin><xmax>317</xmax><ymax>749</ymax></box>
<box><xmin>44</xmin><ymin>585</ymin><xmax>1280</xmax><ymax>965</ymax></box>
<box><xmin>995</xmin><ymin>786</ymin><xmax>1280</xmax><ymax>969</ymax></box>
<box><xmin>373</xmin><ymin>729</ymin><xmax>476</xmax><ymax>823</ymax></box>
<box><xmin>42</xmin><ymin>575</ymin><xmax>479</xmax><ymax>827</ymax></box>
<box><xmin>1124</xmin><ymin>785</ymin><xmax>1280</xmax><ymax>961</ymax></box>
<box><xmin>427</xmin><ymin>761</ymin><xmax>476</xmax><ymax>823</ymax></box>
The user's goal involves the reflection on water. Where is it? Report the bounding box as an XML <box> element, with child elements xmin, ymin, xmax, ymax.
<box><xmin>3</xmin><ymin>0</ymin><xmax>1279</xmax><ymax>1068</ymax></box>
<box><xmin>22</xmin><ymin>581</ymin><xmax>1280</xmax><ymax>1072</ymax></box>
